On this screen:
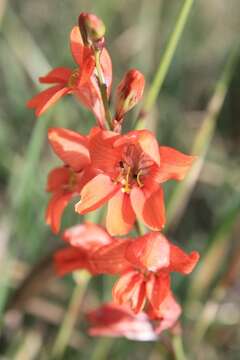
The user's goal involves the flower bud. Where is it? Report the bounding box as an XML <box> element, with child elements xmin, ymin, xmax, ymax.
<box><xmin>79</xmin><ymin>12</ymin><xmax>106</xmax><ymax>45</ymax></box>
<box><xmin>115</xmin><ymin>69</ymin><xmax>145</xmax><ymax>121</ymax></box>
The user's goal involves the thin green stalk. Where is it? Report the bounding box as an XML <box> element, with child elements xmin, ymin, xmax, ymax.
<box><xmin>135</xmin><ymin>218</ymin><xmax>146</xmax><ymax>236</ymax></box>
<box><xmin>94</xmin><ymin>49</ymin><xmax>113</xmax><ymax>130</ymax></box>
<box><xmin>51</xmin><ymin>271</ymin><xmax>90</xmax><ymax>359</ymax></box>
<box><xmin>90</xmin><ymin>338</ymin><xmax>113</xmax><ymax>360</ymax></box>
<box><xmin>136</xmin><ymin>0</ymin><xmax>195</xmax><ymax>128</ymax></box>
<box><xmin>172</xmin><ymin>335</ymin><xmax>187</xmax><ymax>360</ymax></box>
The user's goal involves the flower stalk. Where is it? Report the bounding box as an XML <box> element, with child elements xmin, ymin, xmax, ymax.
<box><xmin>136</xmin><ymin>0</ymin><xmax>195</xmax><ymax>129</ymax></box>
<box><xmin>51</xmin><ymin>271</ymin><xmax>91</xmax><ymax>359</ymax></box>
<box><xmin>94</xmin><ymin>49</ymin><xmax>113</xmax><ymax>130</ymax></box>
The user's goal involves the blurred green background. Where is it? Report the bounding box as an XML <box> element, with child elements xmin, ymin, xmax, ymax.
<box><xmin>0</xmin><ymin>0</ymin><xmax>240</xmax><ymax>359</ymax></box>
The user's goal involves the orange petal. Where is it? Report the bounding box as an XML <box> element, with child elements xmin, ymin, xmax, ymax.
<box><xmin>148</xmin><ymin>292</ymin><xmax>181</xmax><ymax>335</ymax></box>
<box><xmin>113</xmin><ymin>271</ymin><xmax>146</xmax><ymax>313</ymax></box>
<box><xmin>46</xmin><ymin>166</ymin><xmax>70</xmax><ymax>192</ymax></box>
<box><xmin>87</xmin><ymin>302</ymin><xmax>158</xmax><ymax>341</ymax></box>
<box><xmin>90</xmin><ymin>239</ymin><xmax>130</xmax><ymax>274</ymax></box>
<box><xmin>154</xmin><ymin>146</ymin><xmax>196</xmax><ymax>183</ymax></box>
<box><xmin>100</xmin><ymin>48</ymin><xmax>112</xmax><ymax>96</ymax></box>
<box><xmin>54</xmin><ymin>247</ymin><xmax>90</xmax><ymax>276</ymax></box>
<box><xmin>125</xmin><ymin>232</ymin><xmax>170</xmax><ymax>272</ymax></box>
<box><xmin>114</xmin><ymin>130</ymin><xmax>160</xmax><ymax>166</ymax></box>
<box><xmin>106</xmin><ymin>190</ymin><xmax>136</xmax><ymax>236</ymax></box>
<box><xmin>63</xmin><ymin>222</ymin><xmax>112</xmax><ymax>250</ymax></box>
<box><xmin>70</xmin><ymin>26</ymin><xmax>84</xmax><ymax>66</ymax></box>
<box><xmin>146</xmin><ymin>272</ymin><xmax>170</xmax><ymax>312</ymax></box>
<box><xmin>74</xmin><ymin>77</ymin><xmax>105</xmax><ymax>128</ymax></box>
<box><xmin>45</xmin><ymin>191</ymin><xmax>73</xmax><ymax>234</ymax></box>
<box><xmin>169</xmin><ymin>244</ymin><xmax>200</xmax><ymax>274</ymax></box>
<box><xmin>27</xmin><ymin>85</ymin><xmax>69</xmax><ymax>117</ymax></box>
<box><xmin>130</xmin><ymin>186</ymin><xmax>166</xmax><ymax>231</ymax></box>
<box><xmin>75</xmin><ymin>174</ymin><xmax>119</xmax><ymax>215</ymax></box>
<box><xmin>39</xmin><ymin>67</ymin><xmax>72</xmax><ymax>84</ymax></box>
<box><xmin>88</xmin><ymin>128</ymin><xmax>120</xmax><ymax>176</ymax></box>
<box><xmin>48</xmin><ymin>127</ymin><xmax>90</xmax><ymax>171</ymax></box>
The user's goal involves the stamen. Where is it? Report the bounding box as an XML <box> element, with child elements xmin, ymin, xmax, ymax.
<box><xmin>68</xmin><ymin>69</ymin><xmax>80</xmax><ymax>87</ymax></box>
<box><xmin>124</xmin><ymin>166</ymin><xmax>131</xmax><ymax>193</ymax></box>
<box><xmin>136</xmin><ymin>170</ymin><xmax>143</xmax><ymax>187</ymax></box>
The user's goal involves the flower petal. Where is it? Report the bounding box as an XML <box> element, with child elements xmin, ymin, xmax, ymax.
<box><xmin>27</xmin><ymin>85</ymin><xmax>69</xmax><ymax>117</ymax></box>
<box><xmin>114</xmin><ymin>130</ymin><xmax>160</xmax><ymax>165</ymax></box>
<box><xmin>87</xmin><ymin>302</ymin><xmax>157</xmax><ymax>341</ymax></box>
<box><xmin>154</xmin><ymin>146</ymin><xmax>196</xmax><ymax>183</ymax></box>
<box><xmin>46</xmin><ymin>166</ymin><xmax>70</xmax><ymax>192</ymax></box>
<box><xmin>106</xmin><ymin>190</ymin><xmax>136</xmax><ymax>236</ymax></box>
<box><xmin>113</xmin><ymin>271</ymin><xmax>146</xmax><ymax>313</ymax></box>
<box><xmin>63</xmin><ymin>222</ymin><xmax>112</xmax><ymax>250</ymax></box>
<box><xmin>45</xmin><ymin>191</ymin><xmax>73</xmax><ymax>234</ymax></box>
<box><xmin>75</xmin><ymin>174</ymin><xmax>120</xmax><ymax>215</ymax></box>
<box><xmin>48</xmin><ymin>127</ymin><xmax>90</xmax><ymax>171</ymax></box>
<box><xmin>130</xmin><ymin>186</ymin><xmax>166</xmax><ymax>231</ymax></box>
<box><xmin>169</xmin><ymin>244</ymin><xmax>200</xmax><ymax>274</ymax></box>
<box><xmin>125</xmin><ymin>232</ymin><xmax>170</xmax><ymax>272</ymax></box>
<box><xmin>74</xmin><ymin>77</ymin><xmax>105</xmax><ymax>128</ymax></box>
<box><xmin>39</xmin><ymin>67</ymin><xmax>72</xmax><ymax>84</ymax></box>
<box><xmin>54</xmin><ymin>247</ymin><xmax>90</xmax><ymax>276</ymax></box>
<box><xmin>100</xmin><ymin>48</ymin><xmax>112</xmax><ymax>96</ymax></box>
<box><xmin>90</xmin><ymin>239</ymin><xmax>130</xmax><ymax>274</ymax></box>
<box><xmin>146</xmin><ymin>272</ymin><xmax>170</xmax><ymax>312</ymax></box>
<box><xmin>70</xmin><ymin>26</ymin><xmax>84</xmax><ymax>66</ymax></box>
<box><xmin>88</xmin><ymin>127</ymin><xmax>121</xmax><ymax>175</ymax></box>
<box><xmin>148</xmin><ymin>293</ymin><xmax>181</xmax><ymax>335</ymax></box>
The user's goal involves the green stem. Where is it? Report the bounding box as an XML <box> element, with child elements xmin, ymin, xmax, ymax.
<box><xmin>51</xmin><ymin>271</ymin><xmax>91</xmax><ymax>359</ymax></box>
<box><xmin>136</xmin><ymin>0</ymin><xmax>195</xmax><ymax>128</ymax></box>
<box><xmin>94</xmin><ymin>49</ymin><xmax>113</xmax><ymax>130</ymax></box>
<box><xmin>172</xmin><ymin>335</ymin><xmax>187</xmax><ymax>360</ymax></box>
<box><xmin>135</xmin><ymin>219</ymin><xmax>145</xmax><ymax>236</ymax></box>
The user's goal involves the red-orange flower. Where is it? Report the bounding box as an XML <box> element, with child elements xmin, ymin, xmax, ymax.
<box><xmin>87</xmin><ymin>302</ymin><xmax>157</xmax><ymax>341</ymax></box>
<box><xmin>55</xmin><ymin>229</ymin><xmax>199</xmax><ymax>314</ymax></box>
<box><xmin>27</xmin><ymin>26</ymin><xmax>112</xmax><ymax>127</ymax></box>
<box><xmin>54</xmin><ymin>222</ymin><xmax>113</xmax><ymax>275</ymax></box>
<box><xmin>75</xmin><ymin>128</ymin><xmax>195</xmax><ymax>235</ymax></box>
<box><xmin>46</xmin><ymin>127</ymin><xmax>96</xmax><ymax>233</ymax></box>
<box><xmin>87</xmin><ymin>294</ymin><xmax>181</xmax><ymax>340</ymax></box>
<box><xmin>111</xmin><ymin>232</ymin><xmax>199</xmax><ymax>314</ymax></box>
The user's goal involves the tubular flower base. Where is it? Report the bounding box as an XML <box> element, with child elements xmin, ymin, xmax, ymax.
<box><xmin>27</xmin><ymin>11</ymin><xmax>201</xmax><ymax>343</ymax></box>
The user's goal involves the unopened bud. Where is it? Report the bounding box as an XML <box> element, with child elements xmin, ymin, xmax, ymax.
<box><xmin>116</xmin><ymin>69</ymin><xmax>145</xmax><ymax>121</ymax></box>
<box><xmin>79</xmin><ymin>12</ymin><xmax>105</xmax><ymax>45</ymax></box>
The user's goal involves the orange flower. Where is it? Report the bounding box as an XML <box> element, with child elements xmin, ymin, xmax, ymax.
<box><xmin>87</xmin><ymin>302</ymin><xmax>157</xmax><ymax>341</ymax></box>
<box><xmin>75</xmin><ymin>128</ymin><xmax>195</xmax><ymax>235</ymax></box>
<box><xmin>54</xmin><ymin>222</ymin><xmax>113</xmax><ymax>275</ymax></box>
<box><xmin>46</xmin><ymin>127</ymin><xmax>96</xmax><ymax>233</ymax></box>
<box><xmin>87</xmin><ymin>294</ymin><xmax>181</xmax><ymax>340</ymax></box>
<box><xmin>54</xmin><ymin>229</ymin><xmax>199</xmax><ymax>315</ymax></box>
<box><xmin>109</xmin><ymin>232</ymin><xmax>199</xmax><ymax>314</ymax></box>
<box><xmin>27</xmin><ymin>27</ymin><xmax>112</xmax><ymax>127</ymax></box>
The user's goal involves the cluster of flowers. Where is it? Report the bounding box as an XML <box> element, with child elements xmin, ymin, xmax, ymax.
<box><xmin>27</xmin><ymin>13</ymin><xmax>199</xmax><ymax>341</ymax></box>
